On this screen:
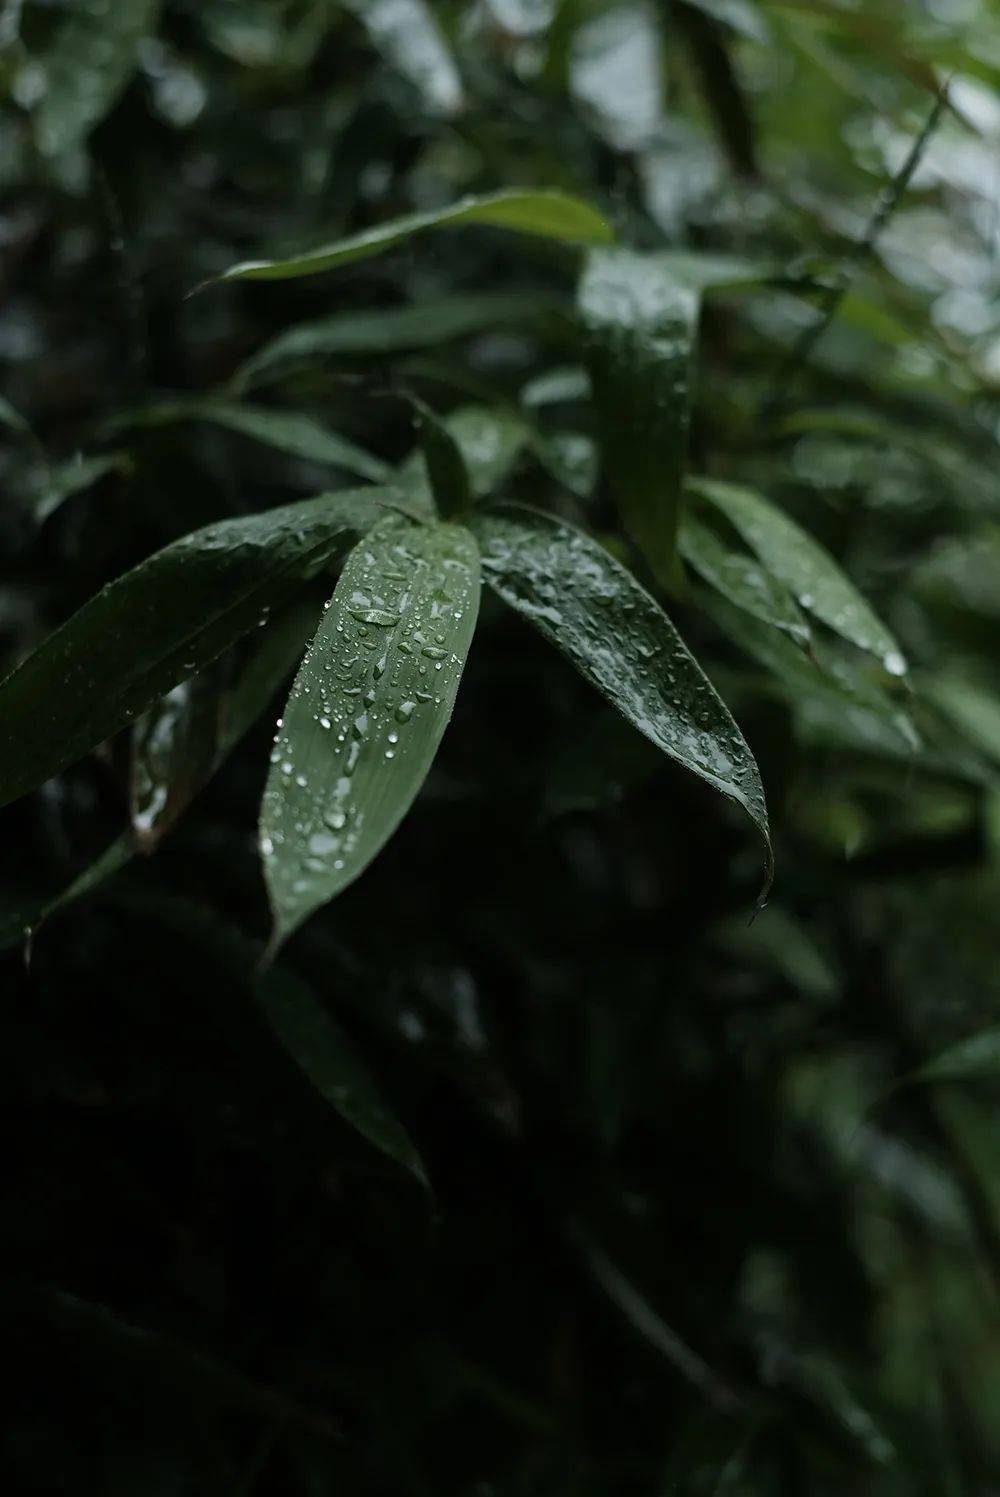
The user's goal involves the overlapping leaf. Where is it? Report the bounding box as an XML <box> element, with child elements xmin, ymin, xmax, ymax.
<box><xmin>261</xmin><ymin>516</ymin><xmax>480</xmax><ymax>947</ymax></box>
<box><xmin>208</xmin><ymin>189</ymin><xmax>613</xmax><ymax>285</ymax></box>
<box><xmin>472</xmin><ymin>505</ymin><xmax>772</xmax><ymax>875</ymax></box>
<box><xmin>0</xmin><ymin>489</ymin><xmax>386</xmax><ymax>809</ymax></box>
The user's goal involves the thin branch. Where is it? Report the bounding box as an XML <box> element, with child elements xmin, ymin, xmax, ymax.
<box><xmin>762</xmin><ymin>78</ymin><xmax>952</xmax><ymax>420</ymax></box>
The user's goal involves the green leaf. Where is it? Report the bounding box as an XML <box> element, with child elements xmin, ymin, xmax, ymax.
<box><xmin>395</xmin><ymin>404</ymin><xmax>528</xmax><ymax>514</ymax></box>
<box><xmin>680</xmin><ymin>514</ymin><xmax>810</xmax><ymax>646</ymax></box>
<box><xmin>472</xmin><ymin>505</ymin><xmax>772</xmax><ymax>879</ymax></box>
<box><xmin>689</xmin><ymin>476</ymin><xmax>907</xmax><ymax>673</ymax></box>
<box><xmin>206</xmin><ymin>189</ymin><xmax>613</xmax><ymax>286</ymax></box>
<box><xmin>0</xmin><ymin>489</ymin><xmax>386</xmax><ymax>810</ymax></box>
<box><xmin>923</xmin><ymin>675</ymin><xmax>1000</xmax><ymax>765</ymax></box>
<box><xmin>404</xmin><ymin>395</ymin><xmax>472</xmax><ymax>520</ymax></box>
<box><xmin>31</xmin><ymin>0</ymin><xmax>161</xmax><ymax>157</ymax></box>
<box><xmin>0</xmin><ymin>395</ymin><xmax>31</xmax><ymax>435</ymax></box>
<box><xmin>256</xmin><ymin>966</ymin><xmax>428</xmax><ymax>1185</ymax></box>
<box><xmin>30</xmin><ymin>453</ymin><xmax>130</xmax><ymax>525</ymax></box>
<box><xmin>115</xmin><ymin>400</ymin><xmax>390</xmax><ymax>483</ymax></box>
<box><xmin>130</xmin><ymin>594</ymin><xmax>318</xmax><ymax>850</ymax></box>
<box><xmin>234</xmin><ymin>291</ymin><xmax>560</xmax><ymax>388</ymax></box>
<box><xmin>905</xmin><ymin>1028</ymin><xmax>1000</xmax><ymax>1087</ymax></box>
<box><xmin>261</xmin><ymin>516</ymin><xmax>480</xmax><ymax>948</ymax></box>
<box><xmin>0</xmin><ymin>834</ymin><xmax>134</xmax><ymax>956</ymax></box>
<box><xmin>579</xmin><ymin>248</ymin><xmax>700</xmax><ymax>584</ymax></box>
<box><xmin>345</xmin><ymin>0</ymin><xmax>463</xmax><ymax>117</ymax></box>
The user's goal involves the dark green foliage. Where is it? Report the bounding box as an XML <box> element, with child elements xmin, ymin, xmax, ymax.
<box><xmin>3</xmin><ymin>1</ymin><xmax>1000</xmax><ymax>1493</ymax></box>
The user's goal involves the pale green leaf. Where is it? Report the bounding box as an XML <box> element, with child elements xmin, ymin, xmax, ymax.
<box><xmin>207</xmin><ymin>189</ymin><xmax>613</xmax><ymax>285</ymax></box>
<box><xmin>689</xmin><ymin>476</ymin><xmax>907</xmax><ymax>673</ymax></box>
<box><xmin>472</xmin><ymin>505</ymin><xmax>772</xmax><ymax>878</ymax></box>
<box><xmin>261</xmin><ymin>516</ymin><xmax>480</xmax><ymax>947</ymax></box>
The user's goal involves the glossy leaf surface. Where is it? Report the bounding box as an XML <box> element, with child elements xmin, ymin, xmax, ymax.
<box><xmin>680</xmin><ymin>514</ymin><xmax>810</xmax><ymax>646</ymax></box>
<box><xmin>209</xmin><ymin>189</ymin><xmax>613</xmax><ymax>285</ymax></box>
<box><xmin>690</xmin><ymin>476</ymin><xmax>907</xmax><ymax>673</ymax></box>
<box><xmin>473</xmin><ymin>505</ymin><xmax>771</xmax><ymax>873</ymax></box>
<box><xmin>261</xmin><ymin>517</ymin><xmax>480</xmax><ymax>947</ymax></box>
<box><xmin>580</xmin><ymin>248</ymin><xmax>700</xmax><ymax>583</ymax></box>
<box><xmin>0</xmin><ymin>490</ymin><xmax>386</xmax><ymax>809</ymax></box>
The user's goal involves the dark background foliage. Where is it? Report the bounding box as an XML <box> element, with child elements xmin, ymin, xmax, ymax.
<box><xmin>3</xmin><ymin>1</ymin><xmax>1000</xmax><ymax>1491</ymax></box>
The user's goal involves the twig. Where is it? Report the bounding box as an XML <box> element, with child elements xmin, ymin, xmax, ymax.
<box><xmin>762</xmin><ymin>77</ymin><xmax>952</xmax><ymax>421</ymax></box>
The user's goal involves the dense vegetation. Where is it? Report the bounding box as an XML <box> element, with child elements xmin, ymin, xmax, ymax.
<box><xmin>3</xmin><ymin>1</ymin><xmax>1000</xmax><ymax>1490</ymax></box>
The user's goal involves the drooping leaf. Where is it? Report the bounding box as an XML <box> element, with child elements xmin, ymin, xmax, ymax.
<box><xmin>472</xmin><ymin>505</ymin><xmax>772</xmax><ymax>877</ymax></box>
<box><xmin>680</xmin><ymin>513</ymin><xmax>810</xmax><ymax>646</ymax></box>
<box><xmin>235</xmin><ymin>290</ymin><xmax>560</xmax><ymax>388</ymax></box>
<box><xmin>31</xmin><ymin>0</ymin><xmax>162</xmax><ymax>157</ymax></box>
<box><xmin>346</xmin><ymin>0</ymin><xmax>463</xmax><ymax>117</ymax></box>
<box><xmin>256</xmin><ymin>966</ymin><xmax>428</xmax><ymax>1185</ymax></box>
<box><xmin>261</xmin><ymin>516</ymin><xmax>480</xmax><ymax>947</ymax></box>
<box><xmin>395</xmin><ymin>404</ymin><xmax>528</xmax><ymax>513</ymax></box>
<box><xmin>0</xmin><ymin>489</ymin><xmax>387</xmax><ymax>810</ymax></box>
<box><xmin>580</xmin><ymin>248</ymin><xmax>700</xmax><ymax>584</ymax></box>
<box><xmin>115</xmin><ymin>401</ymin><xmax>390</xmax><ymax>483</ymax></box>
<box><xmin>206</xmin><ymin>189</ymin><xmax>613</xmax><ymax>285</ymax></box>
<box><xmin>923</xmin><ymin>675</ymin><xmax>1000</xmax><ymax>766</ymax></box>
<box><xmin>403</xmin><ymin>395</ymin><xmax>471</xmax><ymax>520</ymax></box>
<box><xmin>689</xmin><ymin>476</ymin><xmax>907</xmax><ymax>673</ymax></box>
<box><xmin>130</xmin><ymin>594</ymin><xmax>319</xmax><ymax>850</ymax></box>
<box><xmin>0</xmin><ymin>834</ymin><xmax>135</xmax><ymax>956</ymax></box>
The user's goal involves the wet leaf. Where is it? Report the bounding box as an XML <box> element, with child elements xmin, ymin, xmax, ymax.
<box><xmin>395</xmin><ymin>404</ymin><xmax>528</xmax><ymax>513</ymax></box>
<box><xmin>0</xmin><ymin>489</ymin><xmax>387</xmax><ymax>809</ymax></box>
<box><xmin>680</xmin><ymin>514</ymin><xmax>810</xmax><ymax>646</ymax></box>
<box><xmin>472</xmin><ymin>505</ymin><xmax>772</xmax><ymax>878</ymax></box>
<box><xmin>690</xmin><ymin>476</ymin><xmax>907</xmax><ymax>673</ymax></box>
<box><xmin>130</xmin><ymin>595</ymin><xmax>319</xmax><ymax>850</ymax></box>
<box><xmin>261</xmin><ymin>516</ymin><xmax>480</xmax><ymax>948</ymax></box>
<box><xmin>256</xmin><ymin>966</ymin><xmax>428</xmax><ymax>1184</ymax></box>
<box><xmin>207</xmin><ymin>189</ymin><xmax>613</xmax><ymax>285</ymax></box>
<box><xmin>580</xmin><ymin>248</ymin><xmax>700</xmax><ymax>584</ymax></box>
<box><xmin>403</xmin><ymin>395</ymin><xmax>471</xmax><ymax>520</ymax></box>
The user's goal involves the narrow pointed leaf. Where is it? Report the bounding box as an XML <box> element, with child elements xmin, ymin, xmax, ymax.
<box><xmin>116</xmin><ymin>401</ymin><xmax>389</xmax><ymax>483</ymax></box>
<box><xmin>0</xmin><ymin>395</ymin><xmax>31</xmax><ymax>435</ymax></box>
<box><xmin>0</xmin><ymin>489</ymin><xmax>386</xmax><ymax>809</ymax></box>
<box><xmin>472</xmin><ymin>505</ymin><xmax>771</xmax><ymax>874</ymax></box>
<box><xmin>689</xmin><ymin>476</ymin><xmax>907</xmax><ymax>673</ymax></box>
<box><xmin>130</xmin><ymin>595</ymin><xmax>319</xmax><ymax>851</ymax></box>
<box><xmin>261</xmin><ymin>517</ymin><xmax>480</xmax><ymax>947</ymax></box>
<box><xmin>31</xmin><ymin>453</ymin><xmax>130</xmax><ymax>525</ymax></box>
<box><xmin>680</xmin><ymin>514</ymin><xmax>810</xmax><ymax>646</ymax></box>
<box><xmin>580</xmin><ymin>248</ymin><xmax>700</xmax><ymax>584</ymax></box>
<box><xmin>395</xmin><ymin>404</ymin><xmax>528</xmax><ymax>513</ymax></box>
<box><xmin>207</xmin><ymin>189</ymin><xmax>613</xmax><ymax>286</ymax></box>
<box><xmin>404</xmin><ymin>395</ymin><xmax>471</xmax><ymax>520</ymax></box>
<box><xmin>256</xmin><ymin>966</ymin><xmax>427</xmax><ymax>1185</ymax></box>
<box><xmin>235</xmin><ymin>291</ymin><xmax>559</xmax><ymax>388</ymax></box>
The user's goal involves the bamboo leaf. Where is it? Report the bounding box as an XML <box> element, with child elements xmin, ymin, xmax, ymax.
<box><xmin>206</xmin><ymin>189</ymin><xmax>613</xmax><ymax>286</ymax></box>
<box><xmin>235</xmin><ymin>291</ymin><xmax>560</xmax><ymax>388</ymax></box>
<box><xmin>115</xmin><ymin>401</ymin><xmax>390</xmax><ymax>483</ymax></box>
<box><xmin>256</xmin><ymin>966</ymin><xmax>428</xmax><ymax>1184</ymax></box>
<box><xmin>906</xmin><ymin>1028</ymin><xmax>1000</xmax><ymax>1087</ymax></box>
<box><xmin>690</xmin><ymin>477</ymin><xmax>906</xmax><ymax>673</ymax></box>
<box><xmin>0</xmin><ymin>489</ymin><xmax>387</xmax><ymax>810</ymax></box>
<box><xmin>403</xmin><ymin>395</ymin><xmax>471</xmax><ymax>520</ymax></box>
<box><xmin>130</xmin><ymin>595</ymin><xmax>319</xmax><ymax>851</ymax></box>
<box><xmin>472</xmin><ymin>505</ymin><xmax>772</xmax><ymax>878</ymax></box>
<box><xmin>680</xmin><ymin>514</ymin><xmax>810</xmax><ymax>646</ymax></box>
<box><xmin>261</xmin><ymin>516</ymin><xmax>480</xmax><ymax>948</ymax></box>
<box><xmin>580</xmin><ymin>249</ymin><xmax>700</xmax><ymax>584</ymax></box>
